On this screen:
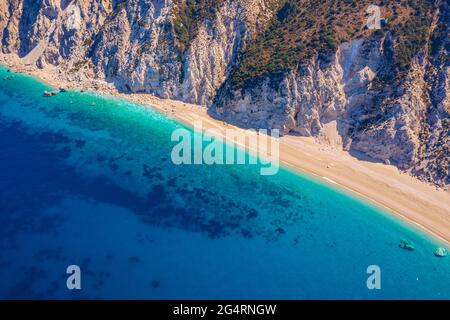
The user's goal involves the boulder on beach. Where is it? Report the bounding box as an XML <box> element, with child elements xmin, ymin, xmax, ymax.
<box><xmin>399</xmin><ymin>239</ymin><xmax>415</xmax><ymax>251</ymax></box>
<box><xmin>59</xmin><ymin>88</ymin><xmax>67</xmax><ymax>93</ymax></box>
<box><xmin>434</xmin><ymin>247</ymin><xmax>447</xmax><ymax>257</ymax></box>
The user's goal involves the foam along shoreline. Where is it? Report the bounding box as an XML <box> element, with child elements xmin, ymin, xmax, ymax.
<box><xmin>1</xmin><ymin>53</ymin><xmax>449</xmax><ymax>246</ymax></box>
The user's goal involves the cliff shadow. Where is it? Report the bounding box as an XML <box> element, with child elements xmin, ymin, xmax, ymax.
<box><xmin>347</xmin><ymin>148</ymin><xmax>385</xmax><ymax>165</ymax></box>
<box><xmin>18</xmin><ymin>0</ymin><xmax>44</xmax><ymax>58</ymax></box>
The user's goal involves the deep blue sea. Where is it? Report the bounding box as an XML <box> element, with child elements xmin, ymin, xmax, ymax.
<box><xmin>0</xmin><ymin>65</ymin><xmax>448</xmax><ymax>299</ymax></box>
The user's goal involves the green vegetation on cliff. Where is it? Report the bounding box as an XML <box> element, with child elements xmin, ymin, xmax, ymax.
<box><xmin>231</xmin><ymin>0</ymin><xmax>436</xmax><ymax>89</ymax></box>
<box><xmin>172</xmin><ymin>0</ymin><xmax>225</xmax><ymax>52</ymax></box>
<box><xmin>391</xmin><ymin>0</ymin><xmax>435</xmax><ymax>72</ymax></box>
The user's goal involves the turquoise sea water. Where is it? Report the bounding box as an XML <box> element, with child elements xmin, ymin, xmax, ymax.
<box><xmin>0</xmin><ymin>65</ymin><xmax>448</xmax><ymax>299</ymax></box>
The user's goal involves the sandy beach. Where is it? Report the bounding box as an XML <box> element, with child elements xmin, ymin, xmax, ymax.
<box><xmin>1</xmin><ymin>53</ymin><xmax>449</xmax><ymax>246</ymax></box>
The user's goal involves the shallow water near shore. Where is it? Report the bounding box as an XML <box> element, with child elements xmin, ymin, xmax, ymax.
<box><xmin>0</xmin><ymin>65</ymin><xmax>449</xmax><ymax>299</ymax></box>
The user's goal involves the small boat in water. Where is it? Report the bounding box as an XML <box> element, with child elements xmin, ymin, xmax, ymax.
<box><xmin>435</xmin><ymin>247</ymin><xmax>447</xmax><ymax>257</ymax></box>
<box><xmin>43</xmin><ymin>90</ymin><xmax>57</xmax><ymax>97</ymax></box>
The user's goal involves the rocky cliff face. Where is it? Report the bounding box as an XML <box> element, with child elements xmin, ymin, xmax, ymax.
<box><xmin>1</xmin><ymin>0</ymin><xmax>112</xmax><ymax>66</ymax></box>
<box><xmin>0</xmin><ymin>0</ymin><xmax>448</xmax><ymax>186</ymax></box>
